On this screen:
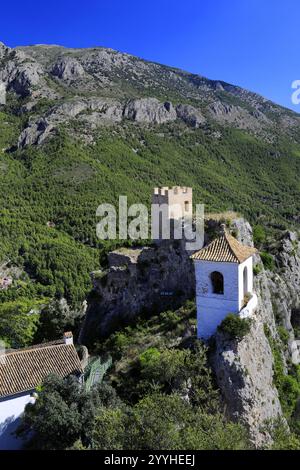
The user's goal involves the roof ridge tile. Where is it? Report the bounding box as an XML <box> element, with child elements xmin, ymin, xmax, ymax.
<box><xmin>191</xmin><ymin>231</ymin><xmax>257</xmax><ymax>263</ymax></box>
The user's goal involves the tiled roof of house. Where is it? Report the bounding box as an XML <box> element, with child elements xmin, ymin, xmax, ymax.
<box><xmin>0</xmin><ymin>341</ymin><xmax>83</xmax><ymax>398</ymax></box>
<box><xmin>191</xmin><ymin>231</ymin><xmax>257</xmax><ymax>263</ymax></box>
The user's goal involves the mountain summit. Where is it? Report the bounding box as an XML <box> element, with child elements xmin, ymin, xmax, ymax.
<box><xmin>0</xmin><ymin>42</ymin><xmax>299</xmax><ymax>148</ymax></box>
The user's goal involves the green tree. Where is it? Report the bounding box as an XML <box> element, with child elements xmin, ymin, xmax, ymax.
<box><xmin>253</xmin><ymin>225</ymin><xmax>266</xmax><ymax>246</ymax></box>
<box><xmin>138</xmin><ymin>344</ymin><xmax>219</xmax><ymax>410</ymax></box>
<box><xmin>35</xmin><ymin>299</ymin><xmax>83</xmax><ymax>342</ymax></box>
<box><xmin>92</xmin><ymin>408</ymin><xmax>125</xmax><ymax>450</ymax></box>
<box><xmin>124</xmin><ymin>393</ymin><xmax>249</xmax><ymax>450</ymax></box>
<box><xmin>17</xmin><ymin>375</ymin><xmax>120</xmax><ymax>449</ymax></box>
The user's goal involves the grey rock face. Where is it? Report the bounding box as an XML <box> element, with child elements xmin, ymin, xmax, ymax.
<box><xmin>209</xmin><ymin>101</ymin><xmax>235</xmax><ymax>116</ymax></box>
<box><xmin>207</xmin><ymin>99</ymin><xmax>271</xmax><ymax>136</ymax></box>
<box><xmin>175</xmin><ymin>104</ymin><xmax>206</xmax><ymax>128</ymax></box>
<box><xmin>18</xmin><ymin>118</ymin><xmax>55</xmax><ymax>147</ymax></box>
<box><xmin>80</xmin><ymin>241</ymin><xmax>195</xmax><ymax>343</ymax></box>
<box><xmin>214</xmin><ymin>81</ymin><xmax>225</xmax><ymax>91</ymax></box>
<box><xmin>51</xmin><ymin>56</ymin><xmax>85</xmax><ymax>81</ymax></box>
<box><xmin>18</xmin><ymin>96</ymin><xmax>183</xmax><ymax>147</ymax></box>
<box><xmin>0</xmin><ymin>81</ymin><xmax>6</xmax><ymax>104</ymax></box>
<box><xmin>11</xmin><ymin>63</ymin><xmax>43</xmax><ymax>96</ymax></box>
<box><xmin>266</xmin><ymin>232</ymin><xmax>300</xmax><ymax>362</ymax></box>
<box><xmin>231</xmin><ymin>218</ymin><xmax>254</xmax><ymax>247</ymax></box>
<box><xmin>123</xmin><ymin>98</ymin><xmax>177</xmax><ymax>124</ymax></box>
<box><xmin>249</xmin><ymin>230</ymin><xmax>300</xmax><ymax>366</ymax></box>
<box><xmin>213</xmin><ymin>317</ymin><xmax>282</xmax><ymax>447</ymax></box>
<box><xmin>0</xmin><ymin>42</ymin><xmax>9</xmax><ymax>58</ymax></box>
<box><xmin>0</xmin><ymin>47</ymin><xmax>44</xmax><ymax>97</ymax></box>
<box><xmin>81</xmin><ymin>98</ymin><xmax>123</xmax><ymax>125</ymax></box>
<box><xmin>17</xmin><ymin>97</ymin><xmax>123</xmax><ymax>148</ymax></box>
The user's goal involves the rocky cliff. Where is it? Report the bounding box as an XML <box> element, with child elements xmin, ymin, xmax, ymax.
<box><xmin>80</xmin><ymin>240</ymin><xmax>195</xmax><ymax>345</ymax></box>
<box><xmin>1</xmin><ymin>41</ymin><xmax>300</xmax><ymax>149</ymax></box>
<box><xmin>213</xmin><ymin>317</ymin><xmax>283</xmax><ymax>447</ymax></box>
<box><xmin>210</xmin><ymin>219</ymin><xmax>300</xmax><ymax>446</ymax></box>
<box><xmin>80</xmin><ymin>217</ymin><xmax>300</xmax><ymax>446</ymax></box>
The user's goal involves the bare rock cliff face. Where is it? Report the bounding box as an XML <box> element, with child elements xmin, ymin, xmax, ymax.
<box><xmin>80</xmin><ymin>241</ymin><xmax>195</xmax><ymax>345</ymax></box>
<box><xmin>212</xmin><ymin>310</ymin><xmax>282</xmax><ymax>447</ymax></box>
<box><xmin>267</xmin><ymin>231</ymin><xmax>300</xmax><ymax>362</ymax></box>
<box><xmin>3</xmin><ymin>41</ymin><xmax>297</xmax><ymax>149</ymax></box>
<box><xmin>212</xmin><ymin>219</ymin><xmax>300</xmax><ymax>446</ymax></box>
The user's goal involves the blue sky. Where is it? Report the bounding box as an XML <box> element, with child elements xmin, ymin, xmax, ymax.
<box><xmin>1</xmin><ymin>0</ymin><xmax>300</xmax><ymax>111</ymax></box>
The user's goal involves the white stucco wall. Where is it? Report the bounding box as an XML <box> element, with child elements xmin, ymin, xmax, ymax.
<box><xmin>0</xmin><ymin>392</ymin><xmax>35</xmax><ymax>450</ymax></box>
<box><xmin>194</xmin><ymin>256</ymin><xmax>255</xmax><ymax>339</ymax></box>
<box><xmin>194</xmin><ymin>260</ymin><xmax>240</xmax><ymax>339</ymax></box>
<box><xmin>239</xmin><ymin>293</ymin><xmax>258</xmax><ymax>319</ymax></box>
<box><xmin>238</xmin><ymin>257</ymin><xmax>253</xmax><ymax>310</ymax></box>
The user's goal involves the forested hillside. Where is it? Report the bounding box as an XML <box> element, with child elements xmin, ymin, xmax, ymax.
<box><xmin>0</xmin><ymin>41</ymin><xmax>300</xmax><ymax>347</ymax></box>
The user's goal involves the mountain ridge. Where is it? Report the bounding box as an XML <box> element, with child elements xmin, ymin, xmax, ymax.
<box><xmin>0</xmin><ymin>40</ymin><xmax>299</xmax><ymax>313</ymax></box>
<box><xmin>12</xmin><ymin>42</ymin><xmax>297</xmax><ymax>111</ymax></box>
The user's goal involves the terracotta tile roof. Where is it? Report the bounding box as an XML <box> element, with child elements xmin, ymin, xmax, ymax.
<box><xmin>0</xmin><ymin>342</ymin><xmax>83</xmax><ymax>398</ymax></box>
<box><xmin>191</xmin><ymin>232</ymin><xmax>257</xmax><ymax>263</ymax></box>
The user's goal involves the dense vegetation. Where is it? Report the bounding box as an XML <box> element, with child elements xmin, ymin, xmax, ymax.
<box><xmin>17</xmin><ymin>303</ymin><xmax>250</xmax><ymax>450</ymax></box>
<box><xmin>1</xmin><ymin>92</ymin><xmax>300</xmax><ymax>347</ymax></box>
<box><xmin>18</xmin><ymin>303</ymin><xmax>300</xmax><ymax>450</ymax></box>
<box><xmin>1</xmin><ymin>44</ymin><xmax>300</xmax><ymax>451</ymax></box>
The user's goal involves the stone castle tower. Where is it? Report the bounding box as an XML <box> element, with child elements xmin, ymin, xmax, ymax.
<box><xmin>191</xmin><ymin>227</ymin><xmax>257</xmax><ymax>339</ymax></box>
<box><xmin>152</xmin><ymin>186</ymin><xmax>193</xmax><ymax>240</ymax></box>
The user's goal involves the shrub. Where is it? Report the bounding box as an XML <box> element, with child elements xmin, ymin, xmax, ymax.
<box><xmin>253</xmin><ymin>225</ymin><xmax>266</xmax><ymax>246</ymax></box>
<box><xmin>253</xmin><ymin>264</ymin><xmax>262</xmax><ymax>275</ymax></box>
<box><xmin>277</xmin><ymin>326</ymin><xmax>289</xmax><ymax>345</ymax></box>
<box><xmin>260</xmin><ymin>252</ymin><xmax>275</xmax><ymax>271</ymax></box>
<box><xmin>139</xmin><ymin>347</ymin><xmax>161</xmax><ymax>370</ymax></box>
<box><xmin>218</xmin><ymin>314</ymin><xmax>251</xmax><ymax>340</ymax></box>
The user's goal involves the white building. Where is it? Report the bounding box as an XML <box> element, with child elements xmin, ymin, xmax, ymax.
<box><xmin>0</xmin><ymin>332</ymin><xmax>83</xmax><ymax>450</ymax></box>
<box><xmin>192</xmin><ymin>228</ymin><xmax>257</xmax><ymax>339</ymax></box>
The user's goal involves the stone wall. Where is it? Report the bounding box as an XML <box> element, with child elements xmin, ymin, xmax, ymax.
<box><xmin>80</xmin><ymin>240</ymin><xmax>195</xmax><ymax>345</ymax></box>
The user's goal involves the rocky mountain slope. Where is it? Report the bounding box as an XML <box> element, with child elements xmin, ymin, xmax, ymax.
<box><xmin>1</xmin><ymin>41</ymin><xmax>300</xmax><ymax>148</ymax></box>
<box><xmin>0</xmin><ymin>40</ymin><xmax>299</xmax><ymax>344</ymax></box>
<box><xmin>80</xmin><ymin>216</ymin><xmax>300</xmax><ymax>446</ymax></box>
<box><xmin>0</xmin><ymin>41</ymin><xmax>300</xmax><ymax>448</ymax></box>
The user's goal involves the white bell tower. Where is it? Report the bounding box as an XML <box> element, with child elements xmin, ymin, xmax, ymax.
<box><xmin>191</xmin><ymin>227</ymin><xmax>257</xmax><ymax>339</ymax></box>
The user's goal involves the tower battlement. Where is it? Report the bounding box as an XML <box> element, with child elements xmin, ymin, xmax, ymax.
<box><xmin>153</xmin><ymin>186</ymin><xmax>192</xmax><ymax>197</ymax></box>
<box><xmin>151</xmin><ymin>186</ymin><xmax>193</xmax><ymax>242</ymax></box>
<box><xmin>152</xmin><ymin>186</ymin><xmax>193</xmax><ymax>222</ymax></box>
